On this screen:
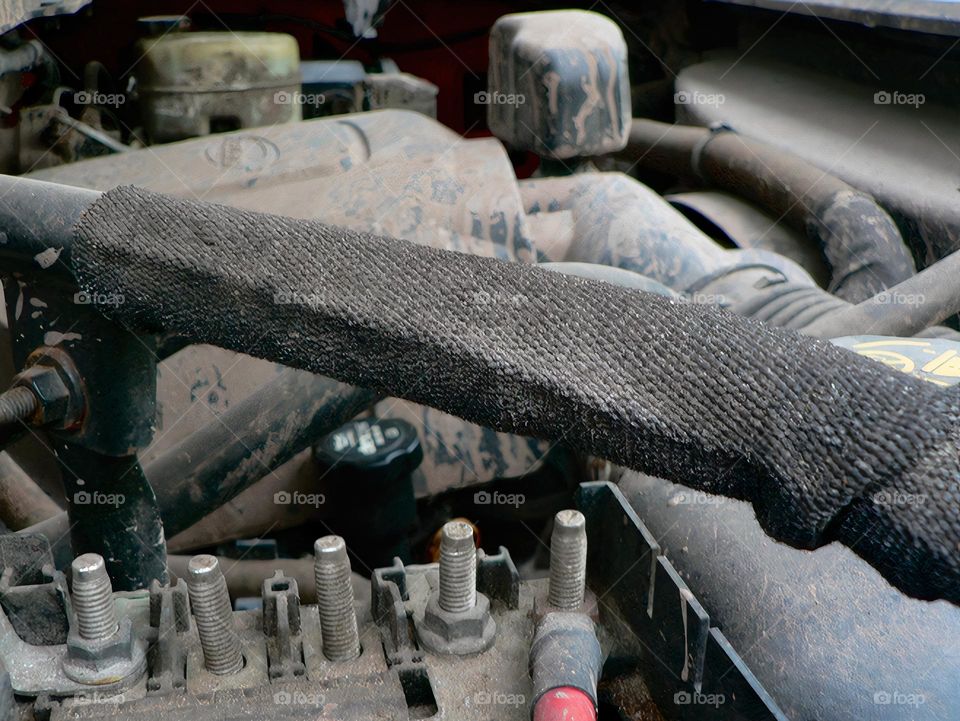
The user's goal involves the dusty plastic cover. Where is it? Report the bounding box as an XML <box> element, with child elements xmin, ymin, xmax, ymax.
<box><xmin>714</xmin><ymin>1</ymin><xmax>960</xmax><ymax>37</ymax></box>
<box><xmin>0</xmin><ymin>0</ymin><xmax>89</xmax><ymax>35</ymax></box>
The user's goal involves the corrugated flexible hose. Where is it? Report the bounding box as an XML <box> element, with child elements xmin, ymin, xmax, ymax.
<box><xmin>71</xmin><ymin>186</ymin><xmax>960</xmax><ymax>605</ymax></box>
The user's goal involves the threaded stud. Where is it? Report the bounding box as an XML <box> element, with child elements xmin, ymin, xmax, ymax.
<box><xmin>314</xmin><ymin>536</ymin><xmax>360</xmax><ymax>661</ymax></box>
<box><xmin>0</xmin><ymin>386</ymin><xmax>38</xmax><ymax>425</ymax></box>
<box><xmin>547</xmin><ymin>509</ymin><xmax>587</xmax><ymax>610</ymax></box>
<box><xmin>185</xmin><ymin>555</ymin><xmax>243</xmax><ymax>675</ymax></box>
<box><xmin>70</xmin><ymin>553</ymin><xmax>118</xmax><ymax>640</ymax></box>
<box><xmin>438</xmin><ymin>521</ymin><xmax>477</xmax><ymax>613</ymax></box>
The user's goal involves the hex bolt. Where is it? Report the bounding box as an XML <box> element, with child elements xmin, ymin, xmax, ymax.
<box><xmin>438</xmin><ymin>521</ymin><xmax>477</xmax><ymax>613</ymax></box>
<box><xmin>71</xmin><ymin>553</ymin><xmax>118</xmax><ymax>640</ymax></box>
<box><xmin>314</xmin><ymin>536</ymin><xmax>361</xmax><ymax>661</ymax></box>
<box><xmin>186</xmin><ymin>555</ymin><xmax>244</xmax><ymax>675</ymax></box>
<box><xmin>547</xmin><ymin>509</ymin><xmax>588</xmax><ymax>610</ymax></box>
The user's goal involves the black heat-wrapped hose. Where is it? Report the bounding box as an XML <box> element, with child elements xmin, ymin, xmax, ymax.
<box><xmin>66</xmin><ymin>185</ymin><xmax>960</xmax><ymax>605</ymax></box>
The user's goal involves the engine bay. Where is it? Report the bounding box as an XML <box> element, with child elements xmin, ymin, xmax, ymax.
<box><xmin>0</xmin><ymin>1</ymin><xmax>958</xmax><ymax>719</ymax></box>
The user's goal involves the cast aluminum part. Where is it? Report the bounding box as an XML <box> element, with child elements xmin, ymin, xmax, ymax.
<box><xmin>547</xmin><ymin>510</ymin><xmax>588</xmax><ymax>611</ymax></box>
<box><xmin>185</xmin><ymin>555</ymin><xmax>244</xmax><ymax>675</ymax></box>
<box><xmin>313</xmin><ymin>536</ymin><xmax>361</xmax><ymax>661</ymax></box>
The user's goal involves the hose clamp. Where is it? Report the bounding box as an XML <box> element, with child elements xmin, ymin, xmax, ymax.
<box><xmin>691</xmin><ymin>121</ymin><xmax>735</xmax><ymax>182</ymax></box>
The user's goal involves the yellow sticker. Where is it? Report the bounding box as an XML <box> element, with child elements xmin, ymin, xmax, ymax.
<box><xmin>921</xmin><ymin>350</ymin><xmax>960</xmax><ymax>378</ymax></box>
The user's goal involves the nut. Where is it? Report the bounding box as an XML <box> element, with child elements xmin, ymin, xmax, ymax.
<box><xmin>415</xmin><ymin>592</ymin><xmax>496</xmax><ymax>656</ymax></box>
<box><xmin>66</xmin><ymin>616</ymin><xmax>134</xmax><ymax>662</ymax></box>
<box><xmin>62</xmin><ymin>617</ymin><xmax>147</xmax><ymax>686</ymax></box>
<box><xmin>13</xmin><ymin>366</ymin><xmax>69</xmax><ymax>426</ymax></box>
<box><xmin>14</xmin><ymin>347</ymin><xmax>84</xmax><ymax>428</ymax></box>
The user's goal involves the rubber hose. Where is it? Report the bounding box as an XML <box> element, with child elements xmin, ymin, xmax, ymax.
<box><xmin>618</xmin><ymin>119</ymin><xmax>917</xmax><ymax>303</ymax></box>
